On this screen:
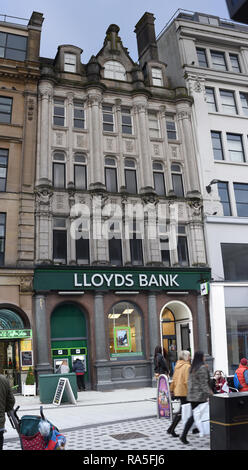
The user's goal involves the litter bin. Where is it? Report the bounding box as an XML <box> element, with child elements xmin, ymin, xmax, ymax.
<box><xmin>39</xmin><ymin>373</ymin><xmax>78</xmax><ymax>404</ymax></box>
<box><xmin>210</xmin><ymin>392</ymin><xmax>248</xmax><ymax>450</ymax></box>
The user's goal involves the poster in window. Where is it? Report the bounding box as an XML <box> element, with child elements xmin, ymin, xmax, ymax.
<box><xmin>114</xmin><ymin>327</ymin><xmax>131</xmax><ymax>350</ymax></box>
<box><xmin>21</xmin><ymin>351</ymin><xmax>33</xmax><ymax>367</ymax></box>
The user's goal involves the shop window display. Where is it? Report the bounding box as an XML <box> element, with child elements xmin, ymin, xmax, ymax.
<box><xmin>108</xmin><ymin>301</ymin><xmax>143</xmax><ymax>359</ymax></box>
<box><xmin>226</xmin><ymin>307</ymin><xmax>248</xmax><ymax>375</ymax></box>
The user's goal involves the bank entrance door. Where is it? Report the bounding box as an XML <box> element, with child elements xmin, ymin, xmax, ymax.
<box><xmin>50</xmin><ymin>303</ymin><xmax>89</xmax><ymax>387</ymax></box>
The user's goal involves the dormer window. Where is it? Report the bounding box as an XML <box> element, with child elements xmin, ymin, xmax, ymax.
<box><xmin>64</xmin><ymin>53</ymin><xmax>76</xmax><ymax>73</ymax></box>
<box><xmin>104</xmin><ymin>61</ymin><xmax>126</xmax><ymax>81</ymax></box>
<box><xmin>151</xmin><ymin>67</ymin><xmax>163</xmax><ymax>86</ymax></box>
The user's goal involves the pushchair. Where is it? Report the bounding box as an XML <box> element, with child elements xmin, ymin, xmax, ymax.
<box><xmin>7</xmin><ymin>405</ymin><xmax>66</xmax><ymax>450</ymax></box>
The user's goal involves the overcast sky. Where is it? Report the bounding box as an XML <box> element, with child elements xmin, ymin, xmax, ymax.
<box><xmin>0</xmin><ymin>0</ymin><xmax>231</xmax><ymax>62</ymax></box>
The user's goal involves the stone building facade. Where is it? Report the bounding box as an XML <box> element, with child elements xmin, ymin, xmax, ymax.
<box><xmin>33</xmin><ymin>13</ymin><xmax>211</xmax><ymax>390</ymax></box>
<box><xmin>0</xmin><ymin>12</ymin><xmax>43</xmax><ymax>390</ymax></box>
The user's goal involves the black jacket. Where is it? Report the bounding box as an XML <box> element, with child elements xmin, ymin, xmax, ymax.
<box><xmin>72</xmin><ymin>359</ymin><xmax>85</xmax><ymax>374</ymax></box>
<box><xmin>0</xmin><ymin>374</ymin><xmax>15</xmax><ymax>430</ymax></box>
<box><xmin>154</xmin><ymin>353</ymin><xmax>169</xmax><ymax>375</ymax></box>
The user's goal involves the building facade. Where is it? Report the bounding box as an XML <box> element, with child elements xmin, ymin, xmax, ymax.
<box><xmin>157</xmin><ymin>10</ymin><xmax>248</xmax><ymax>375</ymax></box>
<box><xmin>0</xmin><ymin>12</ymin><xmax>43</xmax><ymax>391</ymax></box>
<box><xmin>34</xmin><ymin>14</ymin><xmax>211</xmax><ymax>390</ymax></box>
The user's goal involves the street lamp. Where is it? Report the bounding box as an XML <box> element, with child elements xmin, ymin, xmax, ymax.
<box><xmin>206</xmin><ymin>179</ymin><xmax>224</xmax><ymax>193</ymax></box>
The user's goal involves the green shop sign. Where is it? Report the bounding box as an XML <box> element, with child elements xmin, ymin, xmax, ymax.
<box><xmin>34</xmin><ymin>267</ymin><xmax>211</xmax><ymax>292</ymax></box>
<box><xmin>0</xmin><ymin>329</ymin><xmax>32</xmax><ymax>339</ymax></box>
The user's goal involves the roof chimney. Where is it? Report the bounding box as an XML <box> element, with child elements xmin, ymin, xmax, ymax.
<box><xmin>134</xmin><ymin>12</ymin><xmax>158</xmax><ymax>69</ymax></box>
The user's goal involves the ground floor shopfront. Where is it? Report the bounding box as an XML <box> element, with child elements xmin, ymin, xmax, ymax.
<box><xmin>33</xmin><ymin>266</ymin><xmax>211</xmax><ymax>391</ymax></box>
<box><xmin>210</xmin><ymin>282</ymin><xmax>248</xmax><ymax>376</ymax></box>
<box><xmin>0</xmin><ymin>269</ymin><xmax>34</xmax><ymax>393</ymax></box>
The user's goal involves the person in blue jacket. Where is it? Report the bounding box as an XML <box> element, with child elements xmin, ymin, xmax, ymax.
<box><xmin>72</xmin><ymin>358</ymin><xmax>85</xmax><ymax>391</ymax></box>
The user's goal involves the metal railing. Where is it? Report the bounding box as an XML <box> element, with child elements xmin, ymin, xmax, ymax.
<box><xmin>0</xmin><ymin>13</ymin><xmax>29</xmax><ymax>25</ymax></box>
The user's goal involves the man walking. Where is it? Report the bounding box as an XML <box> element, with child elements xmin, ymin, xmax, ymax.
<box><xmin>0</xmin><ymin>373</ymin><xmax>15</xmax><ymax>450</ymax></box>
<box><xmin>234</xmin><ymin>358</ymin><xmax>248</xmax><ymax>392</ymax></box>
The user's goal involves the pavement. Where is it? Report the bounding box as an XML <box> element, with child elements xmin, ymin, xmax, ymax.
<box><xmin>3</xmin><ymin>387</ymin><xmax>210</xmax><ymax>451</ymax></box>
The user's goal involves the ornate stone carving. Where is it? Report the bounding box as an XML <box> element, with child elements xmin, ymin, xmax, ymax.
<box><xmin>35</xmin><ymin>187</ymin><xmax>53</xmax><ymax>205</ymax></box>
<box><xmin>20</xmin><ymin>276</ymin><xmax>33</xmax><ymax>293</ymax></box>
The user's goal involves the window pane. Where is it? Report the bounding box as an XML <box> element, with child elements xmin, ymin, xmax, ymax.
<box><xmin>172</xmin><ymin>173</ymin><xmax>184</xmax><ymax>197</ymax></box>
<box><xmin>105</xmin><ymin>167</ymin><xmax>117</xmax><ymax>192</ymax></box>
<box><xmin>226</xmin><ymin>307</ymin><xmax>248</xmax><ymax>375</ymax></box>
<box><xmin>240</xmin><ymin>93</ymin><xmax>248</xmax><ymax>116</ymax></box>
<box><xmin>5</xmin><ymin>49</ymin><xmax>26</xmax><ymax>61</ymax></box>
<box><xmin>196</xmin><ymin>48</ymin><xmax>208</xmax><ymax>67</ymax></box>
<box><xmin>153</xmin><ymin>172</ymin><xmax>165</xmax><ymax>196</ymax></box>
<box><xmin>218</xmin><ymin>182</ymin><xmax>231</xmax><ymax>216</ymax></box>
<box><xmin>211</xmin><ymin>51</ymin><xmax>227</xmax><ymax>70</ymax></box>
<box><xmin>211</xmin><ymin>131</ymin><xmax>224</xmax><ymax>160</ymax></box>
<box><xmin>227</xmin><ymin>134</ymin><xmax>244</xmax><ymax>162</ymax></box>
<box><xmin>108</xmin><ymin>301</ymin><xmax>143</xmax><ymax>358</ymax></box>
<box><xmin>7</xmin><ymin>34</ymin><xmax>27</xmax><ymax>50</ymax></box>
<box><xmin>166</xmin><ymin>120</ymin><xmax>177</xmax><ymax>139</ymax></box>
<box><xmin>104</xmin><ymin>61</ymin><xmax>126</xmax><ymax>81</ymax></box>
<box><xmin>177</xmin><ymin>236</ymin><xmax>189</xmax><ymax>266</ymax></box>
<box><xmin>53</xmin><ymin>230</ymin><xmax>67</xmax><ymax>261</ymax></box>
<box><xmin>205</xmin><ymin>87</ymin><xmax>217</xmax><ymax>112</ymax></box>
<box><xmin>230</xmin><ymin>54</ymin><xmax>241</xmax><ymax>73</ymax></box>
<box><xmin>221</xmin><ymin>243</ymin><xmax>248</xmax><ymax>280</ymax></box>
<box><xmin>75</xmin><ymin>165</ymin><xmax>87</xmax><ymax>190</ymax></box>
<box><xmin>160</xmin><ymin>238</ymin><xmax>170</xmax><ymax>265</ymax></box>
<box><xmin>130</xmin><ymin>239</ymin><xmax>143</xmax><ymax>265</ymax></box>
<box><xmin>109</xmin><ymin>238</ymin><xmax>122</xmax><ymax>265</ymax></box>
<box><xmin>0</xmin><ymin>97</ymin><xmax>12</xmax><ymax>124</ymax></box>
<box><xmin>0</xmin><ymin>33</ymin><xmax>6</xmax><ymax>47</ymax></box>
<box><xmin>125</xmin><ymin>169</ymin><xmax>137</xmax><ymax>194</ymax></box>
<box><xmin>53</xmin><ymin>163</ymin><xmax>65</xmax><ymax>188</ymax></box>
<box><xmin>234</xmin><ymin>183</ymin><xmax>248</xmax><ymax>216</ymax></box>
<box><xmin>220</xmin><ymin>90</ymin><xmax>237</xmax><ymax>115</ymax></box>
<box><xmin>76</xmin><ymin>237</ymin><xmax>89</xmax><ymax>264</ymax></box>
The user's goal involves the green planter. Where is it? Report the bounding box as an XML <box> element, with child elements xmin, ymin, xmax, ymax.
<box><xmin>38</xmin><ymin>373</ymin><xmax>77</xmax><ymax>404</ymax></box>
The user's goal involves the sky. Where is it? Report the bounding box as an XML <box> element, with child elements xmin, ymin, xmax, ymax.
<box><xmin>0</xmin><ymin>0</ymin><xmax>231</xmax><ymax>63</ymax></box>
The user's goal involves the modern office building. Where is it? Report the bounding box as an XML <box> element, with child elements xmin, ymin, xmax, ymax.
<box><xmin>33</xmin><ymin>14</ymin><xmax>210</xmax><ymax>390</ymax></box>
<box><xmin>157</xmin><ymin>9</ymin><xmax>248</xmax><ymax>375</ymax></box>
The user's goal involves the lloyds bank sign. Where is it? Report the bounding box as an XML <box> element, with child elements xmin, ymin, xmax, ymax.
<box><xmin>34</xmin><ymin>267</ymin><xmax>211</xmax><ymax>292</ymax></box>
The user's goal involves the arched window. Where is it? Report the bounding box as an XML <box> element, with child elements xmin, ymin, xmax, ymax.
<box><xmin>108</xmin><ymin>301</ymin><xmax>143</xmax><ymax>359</ymax></box>
<box><xmin>171</xmin><ymin>163</ymin><xmax>184</xmax><ymax>197</ymax></box>
<box><xmin>105</xmin><ymin>156</ymin><xmax>117</xmax><ymax>192</ymax></box>
<box><xmin>104</xmin><ymin>61</ymin><xmax>126</xmax><ymax>81</ymax></box>
<box><xmin>0</xmin><ymin>308</ymin><xmax>25</xmax><ymax>329</ymax></box>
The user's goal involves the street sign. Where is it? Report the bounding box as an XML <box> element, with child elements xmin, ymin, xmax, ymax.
<box><xmin>200</xmin><ymin>282</ymin><xmax>209</xmax><ymax>296</ymax></box>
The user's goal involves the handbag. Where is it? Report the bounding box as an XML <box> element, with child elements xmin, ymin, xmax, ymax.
<box><xmin>181</xmin><ymin>403</ymin><xmax>197</xmax><ymax>431</ymax></box>
<box><xmin>193</xmin><ymin>402</ymin><xmax>210</xmax><ymax>437</ymax></box>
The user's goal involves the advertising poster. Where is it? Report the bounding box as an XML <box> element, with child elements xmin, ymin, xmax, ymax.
<box><xmin>157</xmin><ymin>374</ymin><xmax>172</xmax><ymax>420</ymax></box>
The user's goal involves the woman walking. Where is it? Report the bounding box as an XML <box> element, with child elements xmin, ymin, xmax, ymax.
<box><xmin>167</xmin><ymin>350</ymin><xmax>191</xmax><ymax>437</ymax></box>
<box><xmin>154</xmin><ymin>345</ymin><xmax>169</xmax><ymax>378</ymax></box>
<box><xmin>180</xmin><ymin>351</ymin><xmax>213</xmax><ymax>445</ymax></box>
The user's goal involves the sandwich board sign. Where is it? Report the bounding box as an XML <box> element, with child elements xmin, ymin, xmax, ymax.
<box><xmin>53</xmin><ymin>378</ymin><xmax>77</xmax><ymax>406</ymax></box>
<box><xmin>157</xmin><ymin>374</ymin><xmax>172</xmax><ymax>420</ymax></box>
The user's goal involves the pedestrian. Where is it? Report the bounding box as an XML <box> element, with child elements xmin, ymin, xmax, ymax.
<box><xmin>168</xmin><ymin>344</ymin><xmax>177</xmax><ymax>375</ymax></box>
<box><xmin>180</xmin><ymin>351</ymin><xmax>213</xmax><ymax>445</ymax></box>
<box><xmin>167</xmin><ymin>350</ymin><xmax>191</xmax><ymax>437</ymax></box>
<box><xmin>234</xmin><ymin>358</ymin><xmax>248</xmax><ymax>391</ymax></box>
<box><xmin>154</xmin><ymin>345</ymin><xmax>169</xmax><ymax>379</ymax></box>
<box><xmin>72</xmin><ymin>358</ymin><xmax>86</xmax><ymax>391</ymax></box>
<box><xmin>60</xmin><ymin>360</ymin><xmax>70</xmax><ymax>374</ymax></box>
<box><xmin>211</xmin><ymin>370</ymin><xmax>227</xmax><ymax>393</ymax></box>
<box><xmin>0</xmin><ymin>373</ymin><xmax>15</xmax><ymax>450</ymax></box>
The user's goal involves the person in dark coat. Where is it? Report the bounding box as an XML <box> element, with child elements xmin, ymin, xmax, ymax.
<box><xmin>154</xmin><ymin>345</ymin><xmax>169</xmax><ymax>378</ymax></box>
<box><xmin>180</xmin><ymin>351</ymin><xmax>213</xmax><ymax>445</ymax></box>
<box><xmin>72</xmin><ymin>358</ymin><xmax>85</xmax><ymax>391</ymax></box>
<box><xmin>0</xmin><ymin>374</ymin><xmax>15</xmax><ymax>450</ymax></box>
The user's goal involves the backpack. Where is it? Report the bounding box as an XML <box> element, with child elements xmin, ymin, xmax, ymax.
<box><xmin>233</xmin><ymin>372</ymin><xmax>241</xmax><ymax>390</ymax></box>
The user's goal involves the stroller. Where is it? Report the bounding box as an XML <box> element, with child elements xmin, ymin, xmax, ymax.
<box><xmin>7</xmin><ymin>406</ymin><xmax>66</xmax><ymax>450</ymax></box>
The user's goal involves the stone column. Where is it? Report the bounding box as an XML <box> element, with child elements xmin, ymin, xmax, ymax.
<box><xmin>134</xmin><ymin>99</ymin><xmax>154</xmax><ymax>193</ymax></box>
<box><xmin>34</xmin><ymin>294</ymin><xmax>53</xmax><ymax>379</ymax></box>
<box><xmin>87</xmin><ymin>91</ymin><xmax>104</xmax><ymax>190</ymax></box>
<box><xmin>177</xmin><ymin>103</ymin><xmax>201</xmax><ymax>197</ymax></box>
<box><xmin>148</xmin><ymin>292</ymin><xmax>159</xmax><ymax>386</ymax></box>
<box><xmin>94</xmin><ymin>292</ymin><xmax>111</xmax><ymax>389</ymax></box>
<box><xmin>38</xmin><ymin>82</ymin><xmax>53</xmax><ymax>184</ymax></box>
<box><xmin>197</xmin><ymin>295</ymin><xmax>213</xmax><ymax>372</ymax></box>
